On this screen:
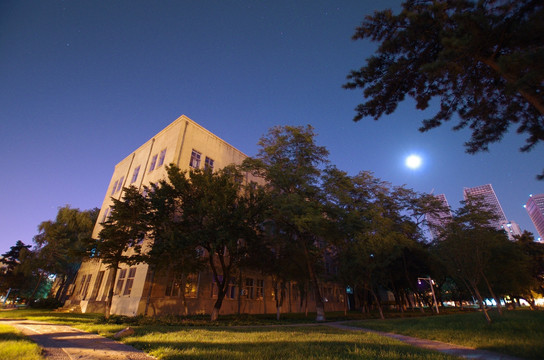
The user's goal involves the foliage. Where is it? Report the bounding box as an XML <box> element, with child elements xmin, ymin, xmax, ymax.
<box><xmin>243</xmin><ymin>125</ymin><xmax>330</xmax><ymax>321</ymax></box>
<box><xmin>97</xmin><ymin>185</ymin><xmax>149</xmax><ymax>318</ymax></box>
<box><xmin>344</xmin><ymin>0</ymin><xmax>544</xmax><ymax>178</ymax></box>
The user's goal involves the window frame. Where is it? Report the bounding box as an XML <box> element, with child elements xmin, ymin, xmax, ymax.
<box><xmin>189</xmin><ymin>149</ymin><xmax>201</xmax><ymax>169</ymax></box>
<box><xmin>131</xmin><ymin>166</ymin><xmax>141</xmax><ymax>184</ymax></box>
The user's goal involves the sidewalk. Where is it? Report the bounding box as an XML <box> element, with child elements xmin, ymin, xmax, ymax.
<box><xmin>1</xmin><ymin>319</ymin><xmax>155</xmax><ymax>360</ymax></box>
<box><xmin>326</xmin><ymin>321</ymin><xmax>525</xmax><ymax>360</ymax></box>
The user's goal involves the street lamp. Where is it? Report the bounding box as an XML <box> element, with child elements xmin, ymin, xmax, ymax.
<box><xmin>418</xmin><ymin>277</ymin><xmax>439</xmax><ymax>314</ymax></box>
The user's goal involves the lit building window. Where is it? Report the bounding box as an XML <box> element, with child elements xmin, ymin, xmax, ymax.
<box><xmin>256</xmin><ymin>279</ymin><xmax>264</xmax><ymax>299</ymax></box>
<box><xmin>204</xmin><ymin>157</ymin><xmax>214</xmax><ymax>171</ymax></box>
<box><xmin>149</xmin><ymin>155</ymin><xmax>158</xmax><ymax>172</ymax></box>
<box><xmin>190</xmin><ymin>150</ymin><xmax>201</xmax><ymax>168</ymax></box>
<box><xmin>131</xmin><ymin>166</ymin><xmax>140</xmax><ymax>184</ymax></box>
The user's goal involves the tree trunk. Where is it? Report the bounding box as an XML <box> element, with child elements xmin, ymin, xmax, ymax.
<box><xmin>300</xmin><ymin>237</ymin><xmax>325</xmax><ymax>321</ymax></box>
<box><xmin>143</xmin><ymin>267</ymin><xmax>156</xmax><ymax>317</ymax></box>
<box><xmin>481</xmin><ymin>272</ymin><xmax>503</xmax><ymax>315</ymax></box>
<box><xmin>104</xmin><ymin>266</ymin><xmax>118</xmax><ymax>319</ymax></box>
<box><xmin>369</xmin><ymin>287</ymin><xmax>384</xmax><ymax>320</ymax></box>
<box><xmin>470</xmin><ymin>281</ymin><xmax>492</xmax><ymax>324</ymax></box>
<box><xmin>180</xmin><ymin>274</ymin><xmax>188</xmax><ymax>316</ymax></box>
<box><xmin>29</xmin><ymin>272</ymin><xmax>44</xmax><ymax>303</ymax></box>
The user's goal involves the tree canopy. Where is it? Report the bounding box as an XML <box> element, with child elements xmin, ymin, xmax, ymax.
<box><xmin>344</xmin><ymin>0</ymin><xmax>544</xmax><ymax>178</ymax></box>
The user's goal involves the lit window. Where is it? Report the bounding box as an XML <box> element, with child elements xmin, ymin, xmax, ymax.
<box><xmin>158</xmin><ymin>148</ymin><xmax>167</xmax><ymax>167</ymax></box>
<box><xmin>116</xmin><ymin>176</ymin><xmax>124</xmax><ymax>193</ymax></box>
<box><xmin>115</xmin><ymin>269</ymin><xmax>127</xmax><ymax>295</ymax></box>
<box><xmin>111</xmin><ymin>180</ymin><xmax>118</xmax><ymax>195</ymax></box>
<box><xmin>190</xmin><ymin>150</ymin><xmax>201</xmax><ymax>168</ymax></box>
<box><xmin>123</xmin><ymin>268</ymin><xmax>136</xmax><ymax>296</ymax></box>
<box><xmin>204</xmin><ymin>157</ymin><xmax>214</xmax><ymax>171</ymax></box>
<box><xmin>149</xmin><ymin>155</ymin><xmax>158</xmax><ymax>172</ymax></box>
<box><xmin>131</xmin><ymin>166</ymin><xmax>140</xmax><ymax>184</ymax></box>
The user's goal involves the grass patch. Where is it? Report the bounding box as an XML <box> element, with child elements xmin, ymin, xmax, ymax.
<box><xmin>349</xmin><ymin>309</ymin><xmax>544</xmax><ymax>360</ymax></box>
<box><xmin>0</xmin><ymin>323</ymin><xmax>44</xmax><ymax>360</ymax></box>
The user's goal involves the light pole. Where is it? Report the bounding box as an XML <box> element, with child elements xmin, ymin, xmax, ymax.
<box><xmin>418</xmin><ymin>277</ymin><xmax>439</xmax><ymax>314</ymax></box>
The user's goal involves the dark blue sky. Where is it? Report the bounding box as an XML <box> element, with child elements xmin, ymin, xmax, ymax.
<box><xmin>1</xmin><ymin>0</ymin><xmax>542</xmax><ymax>253</ymax></box>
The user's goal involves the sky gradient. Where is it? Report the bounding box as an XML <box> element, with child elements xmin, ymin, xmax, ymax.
<box><xmin>1</xmin><ymin>0</ymin><xmax>542</xmax><ymax>254</ymax></box>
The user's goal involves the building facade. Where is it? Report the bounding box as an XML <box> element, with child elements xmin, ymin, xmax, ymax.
<box><xmin>463</xmin><ymin>184</ymin><xmax>508</xmax><ymax>230</ymax></box>
<box><xmin>64</xmin><ymin>115</ymin><xmax>345</xmax><ymax>316</ymax></box>
<box><xmin>526</xmin><ymin>194</ymin><xmax>544</xmax><ymax>240</ymax></box>
<box><xmin>425</xmin><ymin>194</ymin><xmax>453</xmax><ymax>241</ymax></box>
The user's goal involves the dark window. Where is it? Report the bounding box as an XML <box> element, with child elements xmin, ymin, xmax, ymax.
<box><xmin>256</xmin><ymin>279</ymin><xmax>264</xmax><ymax>299</ymax></box>
<box><xmin>111</xmin><ymin>180</ymin><xmax>118</xmax><ymax>195</ymax></box>
<box><xmin>245</xmin><ymin>278</ymin><xmax>254</xmax><ymax>299</ymax></box>
<box><xmin>158</xmin><ymin>148</ymin><xmax>167</xmax><ymax>167</ymax></box>
<box><xmin>115</xmin><ymin>269</ymin><xmax>127</xmax><ymax>295</ymax></box>
<box><xmin>190</xmin><ymin>150</ymin><xmax>201</xmax><ymax>168</ymax></box>
<box><xmin>131</xmin><ymin>166</ymin><xmax>140</xmax><ymax>184</ymax></box>
<box><xmin>123</xmin><ymin>268</ymin><xmax>136</xmax><ymax>295</ymax></box>
<box><xmin>204</xmin><ymin>157</ymin><xmax>214</xmax><ymax>171</ymax></box>
<box><xmin>116</xmin><ymin>176</ymin><xmax>124</xmax><ymax>193</ymax></box>
<box><xmin>149</xmin><ymin>155</ymin><xmax>158</xmax><ymax>172</ymax></box>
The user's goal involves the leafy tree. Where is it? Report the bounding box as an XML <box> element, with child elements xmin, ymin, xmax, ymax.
<box><xmin>513</xmin><ymin>231</ymin><xmax>544</xmax><ymax>308</ymax></box>
<box><xmin>243</xmin><ymin>125</ymin><xmax>330</xmax><ymax>321</ymax></box>
<box><xmin>161</xmin><ymin>165</ymin><xmax>267</xmax><ymax>321</ymax></box>
<box><xmin>0</xmin><ymin>241</ymin><xmax>33</xmax><ymax>301</ymax></box>
<box><xmin>33</xmin><ymin>206</ymin><xmax>98</xmax><ymax>302</ymax></box>
<box><xmin>97</xmin><ymin>186</ymin><xmax>148</xmax><ymax>318</ymax></box>
<box><xmin>344</xmin><ymin>0</ymin><xmax>544</xmax><ymax>178</ymax></box>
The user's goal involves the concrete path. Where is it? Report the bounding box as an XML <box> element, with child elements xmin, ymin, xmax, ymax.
<box><xmin>326</xmin><ymin>321</ymin><xmax>524</xmax><ymax>360</ymax></box>
<box><xmin>1</xmin><ymin>319</ymin><xmax>155</xmax><ymax>360</ymax></box>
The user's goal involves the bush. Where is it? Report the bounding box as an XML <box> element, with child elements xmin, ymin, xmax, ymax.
<box><xmin>29</xmin><ymin>298</ymin><xmax>62</xmax><ymax>309</ymax></box>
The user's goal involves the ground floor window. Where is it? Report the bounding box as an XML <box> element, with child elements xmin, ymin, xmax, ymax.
<box><xmin>115</xmin><ymin>269</ymin><xmax>127</xmax><ymax>295</ymax></box>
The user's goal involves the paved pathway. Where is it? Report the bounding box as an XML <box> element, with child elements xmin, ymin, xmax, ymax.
<box><xmin>326</xmin><ymin>321</ymin><xmax>524</xmax><ymax>360</ymax></box>
<box><xmin>0</xmin><ymin>318</ymin><xmax>526</xmax><ymax>360</ymax></box>
<box><xmin>1</xmin><ymin>319</ymin><xmax>155</xmax><ymax>360</ymax></box>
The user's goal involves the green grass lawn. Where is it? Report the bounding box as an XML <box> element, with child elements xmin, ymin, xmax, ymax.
<box><xmin>0</xmin><ymin>323</ymin><xmax>44</xmax><ymax>360</ymax></box>
<box><xmin>348</xmin><ymin>309</ymin><xmax>544</xmax><ymax>360</ymax></box>
<box><xmin>1</xmin><ymin>308</ymin><xmax>542</xmax><ymax>359</ymax></box>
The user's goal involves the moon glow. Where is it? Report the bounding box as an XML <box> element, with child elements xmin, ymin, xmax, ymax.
<box><xmin>405</xmin><ymin>155</ymin><xmax>422</xmax><ymax>169</ymax></box>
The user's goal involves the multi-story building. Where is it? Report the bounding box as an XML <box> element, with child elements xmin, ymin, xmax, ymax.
<box><xmin>64</xmin><ymin>115</ymin><xmax>344</xmax><ymax>316</ymax></box>
<box><xmin>425</xmin><ymin>194</ymin><xmax>453</xmax><ymax>241</ymax></box>
<box><xmin>463</xmin><ymin>184</ymin><xmax>508</xmax><ymax>230</ymax></box>
<box><xmin>526</xmin><ymin>194</ymin><xmax>544</xmax><ymax>240</ymax></box>
<box><xmin>500</xmin><ymin>220</ymin><xmax>522</xmax><ymax>241</ymax></box>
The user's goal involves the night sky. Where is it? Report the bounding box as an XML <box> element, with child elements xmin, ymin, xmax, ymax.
<box><xmin>1</xmin><ymin>0</ymin><xmax>542</xmax><ymax>254</ymax></box>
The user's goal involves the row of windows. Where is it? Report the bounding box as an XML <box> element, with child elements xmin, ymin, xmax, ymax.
<box><xmin>210</xmin><ymin>277</ymin><xmax>264</xmax><ymax>300</ymax></box>
<box><xmin>110</xmin><ymin>148</ymin><xmax>168</xmax><ymax>196</ymax></box>
<box><xmin>190</xmin><ymin>149</ymin><xmax>214</xmax><ymax>171</ymax></box>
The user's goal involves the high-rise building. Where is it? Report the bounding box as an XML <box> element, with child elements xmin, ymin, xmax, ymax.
<box><xmin>463</xmin><ymin>184</ymin><xmax>508</xmax><ymax>230</ymax></box>
<box><xmin>525</xmin><ymin>194</ymin><xmax>544</xmax><ymax>240</ymax></box>
<box><xmin>500</xmin><ymin>220</ymin><xmax>522</xmax><ymax>241</ymax></box>
<box><xmin>425</xmin><ymin>194</ymin><xmax>453</xmax><ymax>241</ymax></box>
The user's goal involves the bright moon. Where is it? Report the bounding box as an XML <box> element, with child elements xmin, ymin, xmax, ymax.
<box><xmin>405</xmin><ymin>155</ymin><xmax>422</xmax><ymax>169</ymax></box>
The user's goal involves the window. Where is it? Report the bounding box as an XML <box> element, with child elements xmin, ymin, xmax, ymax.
<box><xmin>256</xmin><ymin>279</ymin><xmax>264</xmax><ymax>299</ymax></box>
<box><xmin>78</xmin><ymin>275</ymin><xmax>87</xmax><ymax>296</ymax></box>
<box><xmin>228</xmin><ymin>278</ymin><xmax>237</xmax><ymax>299</ymax></box>
<box><xmin>111</xmin><ymin>180</ymin><xmax>118</xmax><ymax>195</ymax></box>
<box><xmin>158</xmin><ymin>148</ymin><xmax>167</xmax><ymax>167</ymax></box>
<box><xmin>81</xmin><ymin>274</ymin><xmax>92</xmax><ymax>300</ymax></box>
<box><xmin>204</xmin><ymin>157</ymin><xmax>214</xmax><ymax>171</ymax></box>
<box><xmin>116</xmin><ymin>176</ymin><xmax>124</xmax><ymax>193</ymax></box>
<box><xmin>90</xmin><ymin>271</ymin><xmax>105</xmax><ymax>299</ymax></box>
<box><xmin>245</xmin><ymin>278</ymin><xmax>254</xmax><ymax>299</ymax></box>
<box><xmin>101</xmin><ymin>208</ymin><xmax>110</xmax><ymax>223</ymax></box>
<box><xmin>190</xmin><ymin>150</ymin><xmax>201</xmax><ymax>168</ymax></box>
<box><xmin>115</xmin><ymin>269</ymin><xmax>127</xmax><ymax>295</ymax></box>
<box><xmin>123</xmin><ymin>268</ymin><xmax>136</xmax><ymax>296</ymax></box>
<box><xmin>149</xmin><ymin>154</ymin><xmax>158</xmax><ymax>172</ymax></box>
<box><xmin>131</xmin><ymin>166</ymin><xmax>140</xmax><ymax>184</ymax></box>
<box><xmin>165</xmin><ymin>273</ymin><xmax>198</xmax><ymax>297</ymax></box>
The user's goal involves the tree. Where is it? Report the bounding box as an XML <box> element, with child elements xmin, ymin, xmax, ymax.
<box><xmin>0</xmin><ymin>241</ymin><xmax>33</xmax><ymax>301</ymax></box>
<box><xmin>244</xmin><ymin>125</ymin><xmax>330</xmax><ymax>321</ymax></box>
<box><xmin>97</xmin><ymin>186</ymin><xmax>148</xmax><ymax>318</ymax></box>
<box><xmin>33</xmin><ymin>206</ymin><xmax>98</xmax><ymax>303</ymax></box>
<box><xmin>161</xmin><ymin>165</ymin><xmax>266</xmax><ymax>321</ymax></box>
<box><xmin>344</xmin><ymin>0</ymin><xmax>544</xmax><ymax>178</ymax></box>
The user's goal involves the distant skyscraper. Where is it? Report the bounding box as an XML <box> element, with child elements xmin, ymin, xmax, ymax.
<box><xmin>500</xmin><ymin>220</ymin><xmax>522</xmax><ymax>241</ymax></box>
<box><xmin>526</xmin><ymin>194</ymin><xmax>544</xmax><ymax>240</ymax></box>
<box><xmin>426</xmin><ymin>194</ymin><xmax>453</xmax><ymax>241</ymax></box>
<box><xmin>463</xmin><ymin>184</ymin><xmax>508</xmax><ymax>230</ymax></box>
